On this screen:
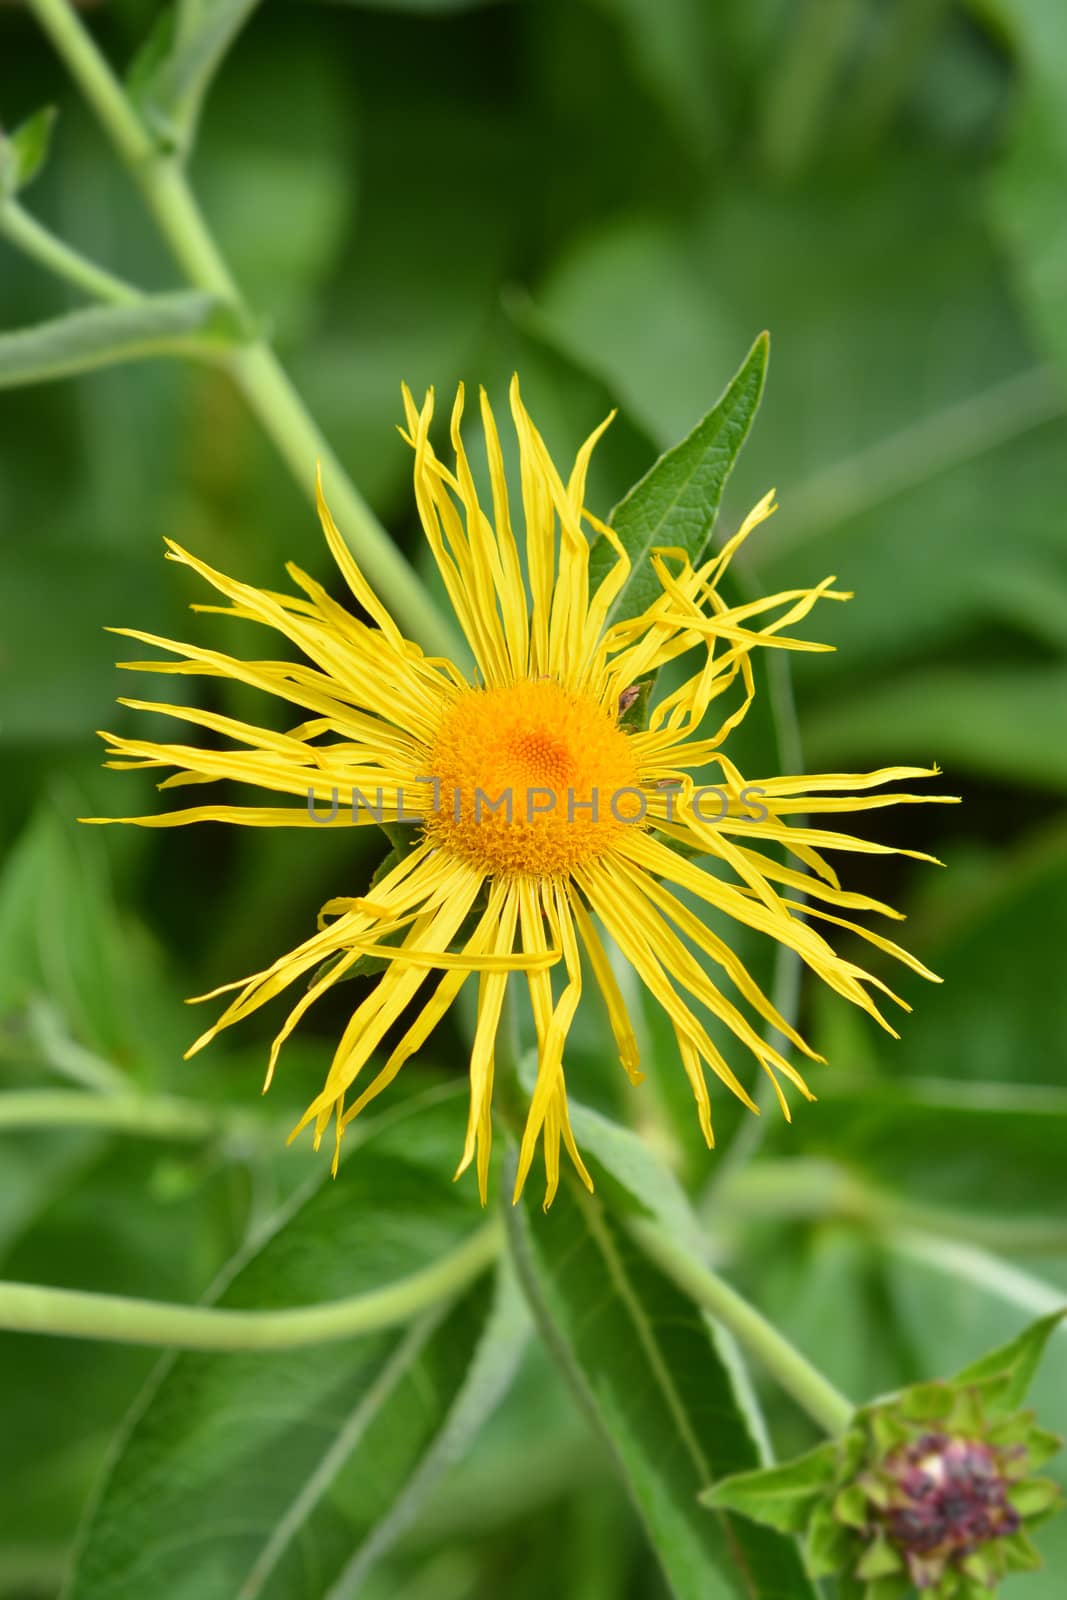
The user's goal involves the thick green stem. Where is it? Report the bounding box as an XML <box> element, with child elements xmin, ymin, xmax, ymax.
<box><xmin>627</xmin><ymin>1216</ymin><xmax>854</xmax><ymax>1436</ymax></box>
<box><xmin>0</xmin><ymin>199</ymin><xmax>142</xmax><ymax>303</ymax></box>
<box><xmin>26</xmin><ymin>0</ymin><xmax>462</xmax><ymax>660</ymax></box>
<box><xmin>0</xmin><ymin>1219</ymin><xmax>501</xmax><ymax>1349</ymax></box>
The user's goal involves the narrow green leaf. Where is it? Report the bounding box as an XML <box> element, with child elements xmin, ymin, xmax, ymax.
<box><xmin>0</xmin><ymin>106</ymin><xmax>58</xmax><ymax>198</ymax></box>
<box><xmin>700</xmin><ymin>1443</ymin><xmax>840</xmax><ymax>1532</ymax></box>
<box><xmin>953</xmin><ymin>1309</ymin><xmax>1067</xmax><ymax>1410</ymax></box>
<box><xmin>129</xmin><ymin>1</ymin><xmax>263</xmax><ymax>153</ymax></box>
<box><xmin>589</xmin><ymin>330</ymin><xmax>769</xmax><ymax>625</ymax></box>
<box><xmin>507</xmin><ymin>1169</ymin><xmax>816</xmax><ymax>1599</ymax></box>
<box><xmin>65</xmin><ymin>1090</ymin><xmax>520</xmax><ymax>1600</ymax></box>
<box><xmin>0</xmin><ymin>292</ymin><xmax>247</xmax><ymax>390</ymax></box>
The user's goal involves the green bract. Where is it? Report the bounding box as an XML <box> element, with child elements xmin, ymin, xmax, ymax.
<box><xmin>705</xmin><ymin>1311</ymin><xmax>1066</xmax><ymax>1596</ymax></box>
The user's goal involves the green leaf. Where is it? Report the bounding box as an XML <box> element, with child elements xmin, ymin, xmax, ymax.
<box><xmin>804</xmin><ymin>1497</ymin><xmax>854</xmax><ymax>1578</ymax></box>
<box><xmin>66</xmin><ymin>1089</ymin><xmax>520</xmax><ymax>1600</ymax></box>
<box><xmin>701</xmin><ymin>1442</ymin><xmax>840</xmax><ymax>1531</ymax></box>
<box><xmin>534</xmin><ymin>165</ymin><xmax>1067</xmax><ymax>696</ymax></box>
<box><xmin>0</xmin><ymin>798</ymin><xmax>184</xmax><ymax>1076</ymax></box>
<box><xmin>1002</xmin><ymin>1527</ymin><xmax>1044</xmax><ymax>1571</ymax></box>
<box><xmin>128</xmin><ymin>1</ymin><xmax>263</xmax><ymax>154</ymax></box>
<box><xmin>589</xmin><ymin>330</ymin><xmax>769</xmax><ymax>626</ymax></box>
<box><xmin>953</xmin><ymin>1309</ymin><xmax>1067</xmax><ymax>1409</ymax></box>
<box><xmin>0</xmin><ymin>293</ymin><xmax>247</xmax><ymax>391</ymax></box>
<box><xmin>506</xmin><ymin>1169</ymin><xmax>817</xmax><ymax>1599</ymax></box>
<box><xmin>0</xmin><ymin>106</ymin><xmax>58</xmax><ymax>198</ymax></box>
<box><xmin>1009</xmin><ymin>1477</ymin><xmax>1063</xmax><ymax>1517</ymax></box>
<box><xmin>854</xmin><ymin>1534</ymin><xmax>902</xmax><ymax>1580</ymax></box>
<box><xmin>562</xmin><ymin>1095</ymin><xmax>704</xmax><ymax>1255</ymax></box>
<box><xmin>833</xmin><ymin>1482</ymin><xmax>870</xmax><ymax>1529</ymax></box>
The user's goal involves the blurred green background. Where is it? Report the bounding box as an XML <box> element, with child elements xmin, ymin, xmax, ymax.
<box><xmin>2</xmin><ymin>0</ymin><xmax>1067</xmax><ymax>1596</ymax></box>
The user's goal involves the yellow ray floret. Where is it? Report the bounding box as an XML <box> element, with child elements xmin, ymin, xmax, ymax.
<box><xmin>87</xmin><ymin>377</ymin><xmax>956</xmax><ymax>1207</ymax></box>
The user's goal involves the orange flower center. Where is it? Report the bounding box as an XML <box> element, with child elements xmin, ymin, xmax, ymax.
<box><xmin>425</xmin><ymin>679</ymin><xmax>643</xmax><ymax>876</ymax></box>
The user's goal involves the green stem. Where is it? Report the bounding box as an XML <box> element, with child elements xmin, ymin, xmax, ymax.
<box><xmin>0</xmin><ymin>199</ymin><xmax>142</xmax><ymax>303</ymax></box>
<box><xmin>0</xmin><ymin>1219</ymin><xmax>501</xmax><ymax>1349</ymax></box>
<box><xmin>25</xmin><ymin>0</ymin><xmax>155</xmax><ymax>171</ymax></box>
<box><xmin>26</xmin><ymin>0</ymin><xmax>462</xmax><ymax>661</ymax></box>
<box><xmin>0</xmin><ymin>1089</ymin><xmax>262</xmax><ymax>1143</ymax></box>
<box><xmin>719</xmin><ymin>1157</ymin><xmax>1067</xmax><ymax>1255</ymax></box>
<box><xmin>627</xmin><ymin>1216</ymin><xmax>854</xmax><ymax>1435</ymax></box>
<box><xmin>885</xmin><ymin>1230</ymin><xmax>1067</xmax><ymax>1319</ymax></box>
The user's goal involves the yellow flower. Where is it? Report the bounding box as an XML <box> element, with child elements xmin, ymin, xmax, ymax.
<box><xmin>91</xmin><ymin>380</ymin><xmax>949</xmax><ymax>1207</ymax></box>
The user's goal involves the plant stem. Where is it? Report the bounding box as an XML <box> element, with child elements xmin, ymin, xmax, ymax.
<box><xmin>627</xmin><ymin>1216</ymin><xmax>854</xmax><ymax>1435</ymax></box>
<box><xmin>26</xmin><ymin>0</ymin><xmax>154</xmax><ymax>171</ymax></box>
<box><xmin>26</xmin><ymin>0</ymin><xmax>462</xmax><ymax>660</ymax></box>
<box><xmin>718</xmin><ymin>1156</ymin><xmax>1067</xmax><ymax>1255</ymax></box>
<box><xmin>0</xmin><ymin>1089</ymin><xmax>262</xmax><ymax>1143</ymax></box>
<box><xmin>0</xmin><ymin>199</ymin><xmax>142</xmax><ymax>303</ymax></box>
<box><xmin>885</xmin><ymin>1230</ymin><xmax>1067</xmax><ymax>1320</ymax></box>
<box><xmin>0</xmin><ymin>1219</ymin><xmax>501</xmax><ymax>1350</ymax></box>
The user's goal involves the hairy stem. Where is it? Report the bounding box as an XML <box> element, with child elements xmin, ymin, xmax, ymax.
<box><xmin>627</xmin><ymin>1215</ymin><xmax>855</xmax><ymax>1435</ymax></box>
<box><xmin>0</xmin><ymin>1219</ymin><xmax>501</xmax><ymax>1349</ymax></box>
<box><xmin>26</xmin><ymin>0</ymin><xmax>462</xmax><ymax>659</ymax></box>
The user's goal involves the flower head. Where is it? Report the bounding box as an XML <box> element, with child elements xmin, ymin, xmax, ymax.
<box><xmin>879</xmin><ymin>1431</ymin><xmax>1023</xmax><ymax>1586</ymax></box>
<box><xmin>706</xmin><ymin>1316</ymin><xmax>1065</xmax><ymax>1598</ymax></box>
<box><xmin>92</xmin><ymin>379</ymin><xmax>949</xmax><ymax>1205</ymax></box>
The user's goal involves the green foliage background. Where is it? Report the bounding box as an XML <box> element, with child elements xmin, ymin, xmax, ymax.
<box><xmin>1</xmin><ymin>1</ymin><xmax>1066</xmax><ymax>1596</ymax></box>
